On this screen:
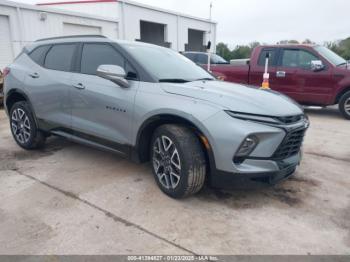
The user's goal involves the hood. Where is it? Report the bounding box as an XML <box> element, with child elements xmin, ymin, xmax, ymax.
<box><xmin>160</xmin><ymin>80</ymin><xmax>303</xmax><ymax>117</ymax></box>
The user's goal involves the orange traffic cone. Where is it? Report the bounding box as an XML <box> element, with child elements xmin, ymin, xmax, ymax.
<box><xmin>261</xmin><ymin>73</ymin><xmax>270</xmax><ymax>90</ymax></box>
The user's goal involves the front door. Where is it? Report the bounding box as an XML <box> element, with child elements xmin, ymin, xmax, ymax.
<box><xmin>275</xmin><ymin>48</ymin><xmax>335</xmax><ymax>104</ymax></box>
<box><xmin>70</xmin><ymin>43</ymin><xmax>139</xmax><ymax>148</ymax></box>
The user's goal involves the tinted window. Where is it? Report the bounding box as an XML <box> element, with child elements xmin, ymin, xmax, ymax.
<box><xmin>210</xmin><ymin>54</ymin><xmax>228</xmax><ymax>64</ymax></box>
<box><xmin>282</xmin><ymin>49</ymin><xmax>319</xmax><ymax>69</ymax></box>
<box><xmin>183</xmin><ymin>53</ymin><xmax>196</xmax><ymax>62</ymax></box>
<box><xmin>258</xmin><ymin>49</ymin><xmax>277</xmax><ymax>66</ymax></box>
<box><xmin>29</xmin><ymin>45</ymin><xmax>50</xmax><ymax>66</ymax></box>
<box><xmin>196</xmin><ymin>53</ymin><xmax>208</xmax><ymax>64</ymax></box>
<box><xmin>44</xmin><ymin>44</ymin><xmax>76</xmax><ymax>71</ymax></box>
<box><xmin>81</xmin><ymin>44</ymin><xmax>125</xmax><ymax>75</ymax></box>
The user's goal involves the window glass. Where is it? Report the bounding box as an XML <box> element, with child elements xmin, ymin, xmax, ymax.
<box><xmin>258</xmin><ymin>49</ymin><xmax>277</xmax><ymax>66</ymax></box>
<box><xmin>282</xmin><ymin>49</ymin><xmax>319</xmax><ymax>69</ymax></box>
<box><xmin>196</xmin><ymin>53</ymin><xmax>208</xmax><ymax>64</ymax></box>
<box><xmin>299</xmin><ymin>50</ymin><xmax>319</xmax><ymax>69</ymax></box>
<box><xmin>282</xmin><ymin>50</ymin><xmax>299</xmax><ymax>67</ymax></box>
<box><xmin>29</xmin><ymin>45</ymin><xmax>50</xmax><ymax>66</ymax></box>
<box><xmin>44</xmin><ymin>44</ymin><xmax>76</xmax><ymax>71</ymax></box>
<box><xmin>183</xmin><ymin>53</ymin><xmax>196</xmax><ymax>62</ymax></box>
<box><xmin>210</xmin><ymin>54</ymin><xmax>228</xmax><ymax>64</ymax></box>
<box><xmin>314</xmin><ymin>46</ymin><xmax>346</xmax><ymax>66</ymax></box>
<box><xmin>81</xmin><ymin>44</ymin><xmax>125</xmax><ymax>75</ymax></box>
<box><xmin>122</xmin><ymin>43</ymin><xmax>213</xmax><ymax>81</ymax></box>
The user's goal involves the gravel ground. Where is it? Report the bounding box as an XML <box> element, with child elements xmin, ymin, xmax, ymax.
<box><xmin>0</xmin><ymin>107</ymin><xmax>349</xmax><ymax>255</ymax></box>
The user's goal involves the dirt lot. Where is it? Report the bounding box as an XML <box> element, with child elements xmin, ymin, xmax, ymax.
<box><xmin>0</xmin><ymin>107</ymin><xmax>349</xmax><ymax>255</ymax></box>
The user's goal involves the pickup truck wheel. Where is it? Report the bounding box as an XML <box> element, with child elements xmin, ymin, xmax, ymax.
<box><xmin>10</xmin><ymin>101</ymin><xmax>46</xmax><ymax>149</ymax></box>
<box><xmin>151</xmin><ymin>124</ymin><xmax>206</xmax><ymax>198</ymax></box>
<box><xmin>339</xmin><ymin>91</ymin><xmax>350</xmax><ymax>120</ymax></box>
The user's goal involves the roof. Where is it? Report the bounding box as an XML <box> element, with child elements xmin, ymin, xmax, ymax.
<box><xmin>37</xmin><ymin>0</ymin><xmax>217</xmax><ymax>24</ymax></box>
<box><xmin>260</xmin><ymin>44</ymin><xmax>318</xmax><ymax>48</ymax></box>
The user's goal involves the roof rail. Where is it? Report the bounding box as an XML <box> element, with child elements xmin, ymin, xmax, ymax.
<box><xmin>35</xmin><ymin>35</ymin><xmax>107</xmax><ymax>42</ymax></box>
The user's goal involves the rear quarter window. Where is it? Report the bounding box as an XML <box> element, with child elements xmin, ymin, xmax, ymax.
<box><xmin>29</xmin><ymin>45</ymin><xmax>51</xmax><ymax>66</ymax></box>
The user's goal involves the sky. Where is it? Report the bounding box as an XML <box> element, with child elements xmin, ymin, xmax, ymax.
<box><xmin>13</xmin><ymin>0</ymin><xmax>350</xmax><ymax>47</ymax></box>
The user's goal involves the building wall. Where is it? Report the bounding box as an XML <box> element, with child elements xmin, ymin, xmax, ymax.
<box><xmin>0</xmin><ymin>0</ymin><xmax>119</xmax><ymax>69</ymax></box>
<box><xmin>38</xmin><ymin>0</ymin><xmax>217</xmax><ymax>52</ymax></box>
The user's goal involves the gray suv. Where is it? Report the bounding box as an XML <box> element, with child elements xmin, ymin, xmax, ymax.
<box><xmin>3</xmin><ymin>35</ymin><xmax>309</xmax><ymax>198</ymax></box>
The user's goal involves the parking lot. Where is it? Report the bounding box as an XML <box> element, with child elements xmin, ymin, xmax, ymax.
<box><xmin>0</xmin><ymin>107</ymin><xmax>349</xmax><ymax>255</ymax></box>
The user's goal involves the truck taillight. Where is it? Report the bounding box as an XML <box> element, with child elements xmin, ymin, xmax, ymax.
<box><xmin>3</xmin><ymin>67</ymin><xmax>10</xmax><ymax>78</ymax></box>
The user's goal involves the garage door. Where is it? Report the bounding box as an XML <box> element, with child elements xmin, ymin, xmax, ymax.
<box><xmin>63</xmin><ymin>23</ymin><xmax>102</xmax><ymax>36</ymax></box>
<box><xmin>0</xmin><ymin>15</ymin><xmax>14</xmax><ymax>70</ymax></box>
<box><xmin>186</xmin><ymin>29</ymin><xmax>205</xmax><ymax>52</ymax></box>
<box><xmin>138</xmin><ymin>21</ymin><xmax>170</xmax><ymax>48</ymax></box>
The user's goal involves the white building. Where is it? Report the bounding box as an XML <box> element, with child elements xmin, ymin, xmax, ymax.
<box><xmin>0</xmin><ymin>0</ymin><xmax>217</xmax><ymax>70</ymax></box>
<box><xmin>0</xmin><ymin>0</ymin><xmax>119</xmax><ymax>69</ymax></box>
<box><xmin>38</xmin><ymin>0</ymin><xmax>217</xmax><ymax>52</ymax></box>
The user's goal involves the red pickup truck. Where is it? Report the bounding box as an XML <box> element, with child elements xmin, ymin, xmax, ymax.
<box><xmin>183</xmin><ymin>45</ymin><xmax>350</xmax><ymax>119</ymax></box>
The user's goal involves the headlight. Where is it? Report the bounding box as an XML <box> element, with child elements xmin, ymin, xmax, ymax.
<box><xmin>225</xmin><ymin>111</ymin><xmax>305</xmax><ymax>125</ymax></box>
<box><xmin>225</xmin><ymin>111</ymin><xmax>281</xmax><ymax>124</ymax></box>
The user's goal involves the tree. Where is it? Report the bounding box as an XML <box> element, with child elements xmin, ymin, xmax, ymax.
<box><xmin>231</xmin><ymin>45</ymin><xmax>252</xmax><ymax>59</ymax></box>
<box><xmin>277</xmin><ymin>40</ymin><xmax>299</xmax><ymax>45</ymax></box>
<box><xmin>302</xmin><ymin>39</ymin><xmax>315</xmax><ymax>44</ymax></box>
<box><xmin>216</xmin><ymin>42</ymin><xmax>233</xmax><ymax>61</ymax></box>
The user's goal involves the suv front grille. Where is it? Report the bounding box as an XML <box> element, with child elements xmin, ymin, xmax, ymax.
<box><xmin>276</xmin><ymin>115</ymin><xmax>304</xmax><ymax>125</ymax></box>
<box><xmin>273</xmin><ymin>127</ymin><xmax>306</xmax><ymax>159</ymax></box>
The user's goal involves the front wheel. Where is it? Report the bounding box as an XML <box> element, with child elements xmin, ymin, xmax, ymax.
<box><xmin>339</xmin><ymin>91</ymin><xmax>350</xmax><ymax>120</ymax></box>
<box><xmin>151</xmin><ymin>124</ymin><xmax>207</xmax><ymax>198</ymax></box>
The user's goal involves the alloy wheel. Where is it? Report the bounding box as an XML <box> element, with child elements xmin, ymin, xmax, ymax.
<box><xmin>152</xmin><ymin>135</ymin><xmax>181</xmax><ymax>189</ymax></box>
<box><xmin>11</xmin><ymin>108</ymin><xmax>31</xmax><ymax>144</ymax></box>
<box><xmin>345</xmin><ymin>97</ymin><xmax>350</xmax><ymax>116</ymax></box>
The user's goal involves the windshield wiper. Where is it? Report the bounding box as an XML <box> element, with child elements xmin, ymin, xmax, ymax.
<box><xmin>159</xmin><ymin>78</ymin><xmax>190</xmax><ymax>83</ymax></box>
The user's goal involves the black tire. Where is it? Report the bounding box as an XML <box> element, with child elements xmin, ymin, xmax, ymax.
<box><xmin>150</xmin><ymin>124</ymin><xmax>207</xmax><ymax>198</ymax></box>
<box><xmin>339</xmin><ymin>91</ymin><xmax>350</xmax><ymax>120</ymax></box>
<box><xmin>9</xmin><ymin>101</ymin><xmax>46</xmax><ymax>149</ymax></box>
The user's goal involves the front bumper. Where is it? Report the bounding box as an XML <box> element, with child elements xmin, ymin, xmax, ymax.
<box><xmin>210</xmin><ymin>154</ymin><xmax>300</xmax><ymax>189</ymax></box>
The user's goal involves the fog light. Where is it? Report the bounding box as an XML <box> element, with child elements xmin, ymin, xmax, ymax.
<box><xmin>236</xmin><ymin>135</ymin><xmax>259</xmax><ymax>157</ymax></box>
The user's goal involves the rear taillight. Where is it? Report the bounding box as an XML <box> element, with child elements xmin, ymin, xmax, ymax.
<box><xmin>3</xmin><ymin>67</ymin><xmax>10</xmax><ymax>78</ymax></box>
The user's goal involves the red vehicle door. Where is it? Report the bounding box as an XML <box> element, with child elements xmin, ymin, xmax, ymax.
<box><xmin>274</xmin><ymin>48</ymin><xmax>335</xmax><ymax>105</ymax></box>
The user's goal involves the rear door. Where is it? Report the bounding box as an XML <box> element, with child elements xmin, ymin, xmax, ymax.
<box><xmin>70</xmin><ymin>43</ymin><xmax>139</xmax><ymax>147</ymax></box>
<box><xmin>24</xmin><ymin>43</ymin><xmax>78</xmax><ymax>128</ymax></box>
<box><xmin>274</xmin><ymin>48</ymin><xmax>334</xmax><ymax>104</ymax></box>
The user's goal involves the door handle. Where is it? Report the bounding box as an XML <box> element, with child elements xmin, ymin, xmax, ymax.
<box><xmin>29</xmin><ymin>72</ymin><xmax>40</xmax><ymax>79</ymax></box>
<box><xmin>73</xmin><ymin>83</ymin><xmax>85</xmax><ymax>90</ymax></box>
<box><xmin>276</xmin><ymin>71</ymin><xmax>286</xmax><ymax>78</ymax></box>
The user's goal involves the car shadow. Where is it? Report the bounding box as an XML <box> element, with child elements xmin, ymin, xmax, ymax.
<box><xmin>304</xmin><ymin>106</ymin><xmax>344</xmax><ymax>120</ymax></box>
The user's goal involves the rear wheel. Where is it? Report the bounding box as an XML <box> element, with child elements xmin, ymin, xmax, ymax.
<box><xmin>150</xmin><ymin>124</ymin><xmax>206</xmax><ymax>198</ymax></box>
<box><xmin>10</xmin><ymin>101</ymin><xmax>46</xmax><ymax>149</ymax></box>
<box><xmin>339</xmin><ymin>91</ymin><xmax>350</xmax><ymax>120</ymax></box>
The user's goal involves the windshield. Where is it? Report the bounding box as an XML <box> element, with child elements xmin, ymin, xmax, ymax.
<box><xmin>211</xmin><ymin>54</ymin><xmax>229</xmax><ymax>64</ymax></box>
<box><xmin>314</xmin><ymin>46</ymin><xmax>346</xmax><ymax>66</ymax></box>
<box><xmin>122</xmin><ymin>43</ymin><xmax>214</xmax><ymax>82</ymax></box>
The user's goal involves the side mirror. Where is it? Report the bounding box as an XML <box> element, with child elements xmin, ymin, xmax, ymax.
<box><xmin>96</xmin><ymin>65</ymin><xmax>129</xmax><ymax>88</ymax></box>
<box><xmin>311</xmin><ymin>60</ymin><xmax>325</xmax><ymax>72</ymax></box>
